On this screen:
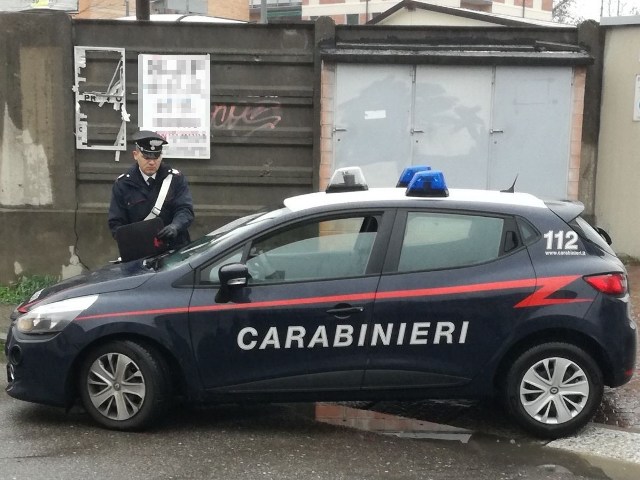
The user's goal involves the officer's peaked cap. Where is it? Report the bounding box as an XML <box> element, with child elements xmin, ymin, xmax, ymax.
<box><xmin>132</xmin><ymin>130</ymin><xmax>168</xmax><ymax>157</ymax></box>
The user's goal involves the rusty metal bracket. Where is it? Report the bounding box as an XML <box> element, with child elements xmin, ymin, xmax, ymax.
<box><xmin>73</xmin><ymin>46</ymin><xmax>128</xmax><ymax>152</ymax></box>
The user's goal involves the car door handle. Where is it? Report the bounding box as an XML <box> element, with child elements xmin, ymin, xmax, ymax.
<box><xmin>326</xmin><ymin>306</ymin><xmax>364</xmax><ymax>318</ymax></box>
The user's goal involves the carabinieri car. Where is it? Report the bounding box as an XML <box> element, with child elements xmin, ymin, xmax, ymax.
<box><xmin>4</xmin><ymin>167</ymin><xmax>637</xmax><ymax>438</ymax></box>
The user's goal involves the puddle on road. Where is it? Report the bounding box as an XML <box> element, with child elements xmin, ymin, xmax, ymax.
<box><xmin>315</xmin><ymin>402</ymin><xmax>640</xmax><ymax>480</ymax></box>
<box><xmin>384</xmin><ymin>430</ymin><xmax>472</xmax><ymax>443</ymax></box>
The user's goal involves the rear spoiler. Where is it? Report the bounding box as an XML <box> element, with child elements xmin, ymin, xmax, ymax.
<box><xmin>544</xmin><ymin>200</ymin><xmax>584</xmax><ymax>223</ymax></box>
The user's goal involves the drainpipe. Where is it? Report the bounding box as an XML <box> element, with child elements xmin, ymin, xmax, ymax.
<box><xmin>136</xmin><ymin>0</ymin><xmax>150</xmax><ymax>21</ymax></box>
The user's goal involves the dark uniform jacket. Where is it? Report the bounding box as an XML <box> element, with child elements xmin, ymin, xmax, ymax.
<box><xmin>108</xmin><ymin>163</ymin><xmax>194</xmax><ymax>249</ymax></box>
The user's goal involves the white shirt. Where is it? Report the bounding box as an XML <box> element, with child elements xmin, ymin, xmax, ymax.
<box><xmin>139</xmin><ymin>169</ymin><xmax>156</xmax><ymax>184</ymax></box>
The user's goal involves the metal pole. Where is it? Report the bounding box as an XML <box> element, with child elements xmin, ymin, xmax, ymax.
<box><xmin>260</xmin><ymin>0</ymin><xmax>267</xmax><ymax>24</ymax></box>
<box><xmin>136</xmin><ymin>0</ymin><xmax>150</xmax><ymax>21</ymax></box>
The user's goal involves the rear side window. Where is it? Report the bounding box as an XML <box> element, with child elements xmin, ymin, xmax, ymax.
<box><xmin>516</xmin><ymin>217</ymin><xmax>539</xmax><ymax>245</ymax></box>
<box><xmin>570</xmin><ymin>217</ymin><xmax>616</xmax><ymax>256</ymax></box>
<box><xmin>398</xmin><ymin>212</ymin><xmax>504</xmax><ymax>272</ymax></box>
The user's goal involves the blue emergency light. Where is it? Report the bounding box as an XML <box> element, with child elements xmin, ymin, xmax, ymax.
<box><xmin>396</xmin><ymin>165</ymin><xmax>431</xmax><ymax>187</ymax></box>
<box><xmin>406</xmin><ymin>170</ymin><xmax>449</xmax><ymax>197</ymax></box>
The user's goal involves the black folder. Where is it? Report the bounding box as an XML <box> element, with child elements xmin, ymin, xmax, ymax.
<box><xmin>115</xmin><ymin>217</ymin><xmax>166</xmax><ymax>262</ymax></box>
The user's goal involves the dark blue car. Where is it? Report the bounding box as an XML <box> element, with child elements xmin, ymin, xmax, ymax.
<box><xmin>5</xmin><ymin>167</ymin><xmax>637</xmax><ymax>438</ymax></box>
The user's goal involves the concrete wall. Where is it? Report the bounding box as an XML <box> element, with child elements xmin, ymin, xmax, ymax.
<box><xmin>0</xmin><ymin>11</ymin><xmax>318</xmax><ymax>284</ymax></box>
<box><xmin>0</xmin><ymin>12</ymin><xmax>78</xmax><ymax>283</ymax></box>
<box><xmin>595</xmin><ymin>21</ymin><xmax>640</xmax><ymax>259</ymax></box>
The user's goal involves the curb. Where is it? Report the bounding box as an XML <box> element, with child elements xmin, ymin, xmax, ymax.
<box><xmin>547</xmin><ymin>423</ymin><xmax>640</xmax><ymax>466</ymax></box>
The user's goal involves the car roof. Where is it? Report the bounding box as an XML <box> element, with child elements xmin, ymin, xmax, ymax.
<box><xmin>283</xmin><ymin>187</ymin><xmax>548</xmax><ymax>213</ymax></box>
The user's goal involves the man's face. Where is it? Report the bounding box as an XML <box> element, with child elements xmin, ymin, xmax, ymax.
<box><xmin>134</xmin><ymin>149</ymin><xmax>162</xmax><ymax>176</ymax></box>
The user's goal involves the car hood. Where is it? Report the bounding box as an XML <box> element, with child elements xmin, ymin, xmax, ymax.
<box><xmin>20</xmin><ymin>261</ymin><xmax>155</xmax><ymax>310</ymax></box>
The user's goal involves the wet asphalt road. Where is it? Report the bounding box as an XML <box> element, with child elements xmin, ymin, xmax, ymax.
<box><xmin>0</xmin><ymin>381</ymin><xmax>638</xmax><ymax>480</ymax></box>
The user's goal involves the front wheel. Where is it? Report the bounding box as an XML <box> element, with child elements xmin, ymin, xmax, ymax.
<box><xmin>79</xmin><ymin>340</ymin><xmax>171</xmax><ymax>430</ymax></box>
<box><xmin>503</xmin><ymin>342</ymin><xmax>603</xmax><ymax>439</ymax></box>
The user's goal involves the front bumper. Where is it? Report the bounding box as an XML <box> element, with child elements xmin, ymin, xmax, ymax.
<box><xmin>5</xmin><ymin>325</ymin><xmax>76</xmax><ymax>408</ymax></box>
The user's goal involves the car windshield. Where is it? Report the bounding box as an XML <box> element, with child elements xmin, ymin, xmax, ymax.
<box><xmin>153</xmin><ymin>205</ymin><xmax>289</xmax><ymax>270</ymax></box>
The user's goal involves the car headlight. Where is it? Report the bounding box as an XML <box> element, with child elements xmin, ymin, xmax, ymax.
<box><xmin>16</xmin><ymin>295</ymin><xmax>99</xmax><ymax>335</ymax></box>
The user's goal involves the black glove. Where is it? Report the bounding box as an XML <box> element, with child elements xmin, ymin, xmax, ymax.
<box><xmin>157</xmin><ymin>224</ymin><xmax>178</xmax><ymax>240</ymax></box>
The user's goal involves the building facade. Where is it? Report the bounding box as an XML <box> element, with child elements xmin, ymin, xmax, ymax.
<box><xmin>74</xmin><ymin>0</ymin><xmax>249</xmax><ymax>21</ymax></box>
<box><xmin>249</xmin><ymin>0</ymin><xmax>302</xmax><ymax>22</ymax></box>
<box><xmin>594</xmin><ymin>16</ymin><xmax>640</xmax><ymax>260</ymax></box>
<box><xmin>302</xmin><ymin>0</ymin><xmax>553</xmax><ymax>24</ymax></box>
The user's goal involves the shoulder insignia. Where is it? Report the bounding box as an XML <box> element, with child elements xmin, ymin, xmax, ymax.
<box><xmin>170</xmin><ymin>169</ymin><xmax>181</xmax><ymax>175</ymax></box>
<box><xmin>116</xmin><ymin>173</ymin><xmax>126</xmax><ymax>181</ymax></box>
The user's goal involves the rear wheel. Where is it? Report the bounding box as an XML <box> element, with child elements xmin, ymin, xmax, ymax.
<box><xmin>79</xmin><ymin>340</ymin><xmax>171</xmax><ymax>430</ymax></box>
<box><xmin>503</xmin><ymin>342</ymin><xmax>603</xmax><ymax>439</ymax></box>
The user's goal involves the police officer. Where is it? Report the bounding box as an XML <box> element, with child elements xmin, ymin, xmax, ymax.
<box><xmin>108</xmin><ymin>130</ymin><xmax>194</xmax><ymax>249</ymax></box>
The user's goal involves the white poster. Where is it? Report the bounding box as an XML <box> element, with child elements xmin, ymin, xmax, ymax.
<box><xmin>138</xmin><ymin>54</ymin><xmax>210</xmax><ymax>159</ymax></box>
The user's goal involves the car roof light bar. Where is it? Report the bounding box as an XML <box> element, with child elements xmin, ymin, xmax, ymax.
<box><xmin>406</xmin><ymin>170</ymin><xmax>449</xmax><ymax>197</ymax></box>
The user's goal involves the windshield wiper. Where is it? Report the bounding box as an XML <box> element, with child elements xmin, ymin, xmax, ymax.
<box><xmin>143</xmin><ymin>252</ymin><xmax>171</xmax><ymax>271</ymax></box>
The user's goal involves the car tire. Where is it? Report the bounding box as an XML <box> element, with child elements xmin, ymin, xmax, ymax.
<box><xmin>79</xmin><ymin>340</ymin><xmax>171</xmax><ymax>431</ymax></box>
<box><xmin>503</xmin><ymin>342</ymin><xmax>603</xmax><ymax>439</ymax></box>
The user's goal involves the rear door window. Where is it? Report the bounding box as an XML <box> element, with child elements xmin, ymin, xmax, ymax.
<box><xmin>397</xmin><ymin>212</ymin><xmax>505</xmax><ymax>272</ymax></box>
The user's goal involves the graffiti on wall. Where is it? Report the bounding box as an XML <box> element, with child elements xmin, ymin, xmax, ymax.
<box><xmin>212</xmin><ymin>104</ymin><xmax>282</xmax><ymax>136</ymax></box>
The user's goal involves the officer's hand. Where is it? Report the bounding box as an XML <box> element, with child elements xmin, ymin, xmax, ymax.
<box><xmin>157</xmin><ymin>224</ymin><xmax>178</xmax><ymax>240</ymax></box>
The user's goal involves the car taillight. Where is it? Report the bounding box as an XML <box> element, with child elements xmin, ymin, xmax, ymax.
<box><xmin>584</xmin><ymin>273</ymin><xmax>627</xmax><ymax>296</ymax></box>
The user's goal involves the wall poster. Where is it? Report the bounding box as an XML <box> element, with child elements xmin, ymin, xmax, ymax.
<box><xmin>138</xmin><ymin>54</ymin><xmax>211</xmax><ymax>159</ymax></box>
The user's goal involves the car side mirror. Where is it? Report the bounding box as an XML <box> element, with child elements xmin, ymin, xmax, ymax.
<box><xmin>215</xmin><ymin>263</ymin><xmax>249</xmax><ymax>303</ymax></box>
<box><xmin>219</xmin><ymin>263</ymin><xmax>249</xmax><ymax>287</ymax></box>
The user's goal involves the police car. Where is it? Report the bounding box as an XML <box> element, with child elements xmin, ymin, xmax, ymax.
<box><xmin>4</xmin><ymin>167</ymin><xmax>637</xmax><ymax>439</ymax></box>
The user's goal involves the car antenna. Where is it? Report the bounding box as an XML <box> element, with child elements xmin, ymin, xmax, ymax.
<box><xmin>501</xmin><ymin>174</ymin><xmax>518</xmax><ymax>193</ymax></box>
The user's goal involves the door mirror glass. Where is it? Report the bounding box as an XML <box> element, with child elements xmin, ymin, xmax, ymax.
<box><xmin>215</xmin><ymin>263</ymin><xmax>249</xmax><ymax>303</ymax></box>
<box><xmin>218</xmin><ymin>263</ymin><xmax>249</xmax><ymax>288</ymax></box>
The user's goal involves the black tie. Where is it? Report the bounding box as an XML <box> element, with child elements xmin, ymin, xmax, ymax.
<box><xmin>147</xmin><ymin>177</ymin><xmax>155</xmax><ymax>188</ymax></box>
